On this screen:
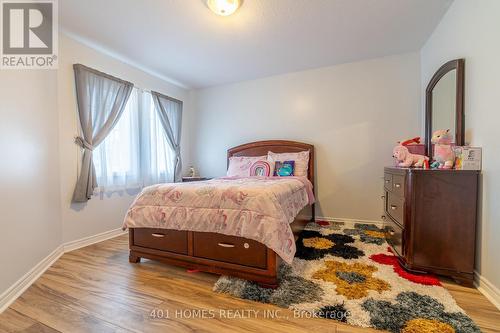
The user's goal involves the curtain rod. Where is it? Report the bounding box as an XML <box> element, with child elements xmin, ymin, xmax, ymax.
<box><xmin>133</xmin><ymin>87</ymin><xmax>183</xmax><ymax>105</ymax></box>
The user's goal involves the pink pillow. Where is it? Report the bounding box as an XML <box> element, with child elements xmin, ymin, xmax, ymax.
<box><xmin>227</xmin><ymin>156</ymin><xmax>267</xmax><ymax>177</ymax></box>
<box><xmin>267</xmin><ymin>151</ymin><xmax>310</xmax><ymax>177</ymax></box>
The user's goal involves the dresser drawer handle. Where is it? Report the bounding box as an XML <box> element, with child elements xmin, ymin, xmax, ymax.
<box><xmin>394</xmin><ymin>183</ymin><xmax>401</xmax><ymax>188</ymax></box>
<box><xmin>391</xmin><ymin>205</ymin><xmax>397</xmax><ymax>210</ymax></box>
<box><xmin>217</xmin><ymin>242</ymin><xmax>235</xmax><ymax>248</ymax></box>
<box><xmin>385</xmin><ymin>180</ymin><xmax>390</xmax><ymax>183</ymax></box>
<box><xmin>151</xmin><ymin>233</ymin><xmax>165</xmax><ymax>238</ymax></box>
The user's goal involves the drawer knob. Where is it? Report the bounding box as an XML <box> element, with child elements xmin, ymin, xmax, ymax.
<box><xmin>391</xmin><ymin>205</ymin><xmax>397</xmax><ymax>210</ymax></box>
<box><xmin>217</xmin><ymin>242</ymin><xmax>235</xmax><ymax>248</ymax></box>
<box><xmin>385</xmin><ymin>180</ymin><xmax>390</xmax><ymax>183</ymax></box>
<box><xmin>244</xmin><ymin>243</ymin><xmax>250</xmax><ymax>249</ymax></box>
<box><xmin>394</xmin><ymin>183</ymin><xmax>401</xmax><ymax>188</ymax></box>
<box><xmin>151</xmin><ymin>233</ymin><xmax>165</xmax><ymax>238</ymax></box>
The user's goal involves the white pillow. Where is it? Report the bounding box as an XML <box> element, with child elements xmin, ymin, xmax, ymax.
<box><xmin>227</xmin><ymin>156</ymin><xmax>267</xmax><ymax>177</ymax></box>
<box><xmin>267</xmin><ymin>151</ymin><xmax>310</xmax><ymax>177</ymax></box>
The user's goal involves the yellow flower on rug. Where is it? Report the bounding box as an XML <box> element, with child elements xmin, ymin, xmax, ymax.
<box><xmin>302</xmin><ymin>237</ymin><xmax>334</xmax><ymax>249</ymax></box>
<box><xmin>402</xmin><ymin>318</ymin><xmax>455</xmax><ymax>333</ymax></box>
<box><xmin>364</xmin><ymin>230</ymin><xmax>385</xmax><ymax>238</ymax></box>
<box><xmin>312</xmin><ymin>260</ymin><xmax>390</xmax><ymax>299</ymax></box>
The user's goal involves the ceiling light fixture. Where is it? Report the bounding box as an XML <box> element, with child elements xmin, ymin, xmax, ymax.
<box><xmin>207</xmin><ymin>0</ymin><xmax>241</xmax><ymax>16</ymax></box>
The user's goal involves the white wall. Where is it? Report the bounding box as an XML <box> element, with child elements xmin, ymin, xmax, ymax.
<box><xmin>58</xmin><ymin>33</ymin><xmax>192</xmax><ymax>243</ymax></box>
<box><xmin>421</xmin><ymin>0</ymin><xmax>500</xmax><ymax>295</ymax></box>
<box><xmin>0</xmin><ymin>32</ymin><xmax>192</xmax><ymax>303</ymax></box>
<box><xmin>191</xmin><ymin>53</ymin><xmax>421</xmax><ymax>221</ymax></box>
<box><xmin>0</xmin><ymin>71</ymin><xmax>61</xmax><ymax>294</ymax></box>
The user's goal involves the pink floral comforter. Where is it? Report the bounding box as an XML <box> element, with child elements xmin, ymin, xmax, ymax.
<box><xmin>123</xmin><ymin>177</ymin><xmax>315</xmax><ymax>264</ymax></box>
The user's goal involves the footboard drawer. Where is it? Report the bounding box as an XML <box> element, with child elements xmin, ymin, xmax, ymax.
<box><xmin>193</xmin><ymin>232</ymin><xmax>267</xmax><ymax>269</ymax></box>
<box><xmin>132</xmin><ymin>228</ymin><xmax>188</xmax><ymax>255</ymax></box>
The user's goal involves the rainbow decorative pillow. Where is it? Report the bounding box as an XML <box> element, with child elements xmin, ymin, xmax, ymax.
<box><xmin>274</xmin><ymin>160</ymin><xmax>295</xmax><ymax>177</ymax></box>
<box><xmin>249</xmin><ymin>160</ymin><xmax>272</xmax><ymax>177</ymax></box>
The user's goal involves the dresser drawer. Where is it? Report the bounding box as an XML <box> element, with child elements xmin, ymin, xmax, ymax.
<box><xmin>391</xmin><ymin>174</ymin><xmax>405</xmax><ymax>196</ymax></box>
<box><xmin>193</xmin><ymin>232</ymin><xmax>267</xmax><ymax>269</ymax></box>
<box><xmin>386</xmin><ymin>192</ymin><xmax>404</xmax><ymax>226</ymax></box>
<box><xmin>385</xmin><ymin>218</ymin><xmax>404</xmax><ymax>258</ymax></box>
<box><xmin>133</xmin><ymin>228</ymin><xmax>188</xmax><ymax>255</ymax></box>
<box><xmin>384</xmin><ymin>173</ymin><xmax>393</xmax><ymax>192</ymax></box>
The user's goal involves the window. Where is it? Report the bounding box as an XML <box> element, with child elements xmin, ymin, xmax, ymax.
<box><xmin>93</xmin><ymin>88</ymin><xmax>175</xmax><ymax>191</ymax></box>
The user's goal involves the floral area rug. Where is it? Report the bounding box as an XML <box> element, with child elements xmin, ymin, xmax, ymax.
<box><xmin>213</xmin><ymin>221</ymin><xmax>480</xmax><ymax>333</ymax></box>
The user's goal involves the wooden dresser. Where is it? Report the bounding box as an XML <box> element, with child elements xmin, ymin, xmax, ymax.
<box><xmin>383</xmin><ymin>167</ymin><xmax>479</xmax><ymax>286</ymax></box>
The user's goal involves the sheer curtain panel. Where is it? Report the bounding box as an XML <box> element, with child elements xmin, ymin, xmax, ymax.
<box><xmin>140</xmin><ymin>91</ymin><xmax>176</xmax><ymax>185</ymax></box>
<box><xmin>93</xmin><ymin>89</ymin><xmax>141</xmax><ymax>190</ymax></box>
<box><xmin>93</xmin><ymin>89</ymin><xmax>176</xmax><ymax>191</ymax></box>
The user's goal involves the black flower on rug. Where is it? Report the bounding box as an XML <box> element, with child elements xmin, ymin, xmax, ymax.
<box><xmin>295</xmin><ymin>230</ymin><xmax>364</xmax><ymax>260</ymax></box>
<box><xmin>362</xmin><ymin>292</ymin><xmax>480</xmax><ymax>333</ymax></box>
<box><xmin>344</xmin><ymin>223</ymin><xmax>386</xmax><ymax>245</ymax></box>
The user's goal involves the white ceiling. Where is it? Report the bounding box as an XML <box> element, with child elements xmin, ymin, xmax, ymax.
<box><xmin>60</xmin><ymin>0</ymin><xmax>452</xmax><ymax>89</ymax></box>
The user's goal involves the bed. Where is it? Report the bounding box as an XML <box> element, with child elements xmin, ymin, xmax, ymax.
<box><xmin>124</xmin><ymin>140</ymin><xmax>315</xmax><ymax>288</ymax></box>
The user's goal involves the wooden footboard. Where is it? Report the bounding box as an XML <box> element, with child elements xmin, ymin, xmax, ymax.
<box><xmin>129</xmin><ymin>217</ymin><xmax>309</xmax><ymax>288</ymax></box>
<box><xmin>129</xmin><ymin>229</ymin><xmax>279</xmax><ymax>288</ymax></box>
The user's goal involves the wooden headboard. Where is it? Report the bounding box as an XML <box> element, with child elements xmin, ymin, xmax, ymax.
<box><xmin>227</xmin><ymin>140</ymin><xmax>315</xmax><ymax>190</ymax></box>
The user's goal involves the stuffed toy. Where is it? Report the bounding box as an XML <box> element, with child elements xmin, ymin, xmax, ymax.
<box><xmin>393</xmin><ymin>137</ymin><xmax>429</xmax><ymax>168</ymax></box>
<box><xmin>431</xmin><ymin>129</ymin><xmax>455</xmax><ymax>169</ymax></box>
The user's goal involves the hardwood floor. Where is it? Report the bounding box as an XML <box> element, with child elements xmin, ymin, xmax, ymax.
<box><xmin>1</xmin><ymin>235</ymin><xmax>499</xmax><ymax>333</ymax></box>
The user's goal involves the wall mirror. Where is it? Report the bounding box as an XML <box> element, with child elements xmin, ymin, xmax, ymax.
<box><xmin>425</xmin><ymin>59</ymin><xmax>465</xmax><ymax>158</ymax></box>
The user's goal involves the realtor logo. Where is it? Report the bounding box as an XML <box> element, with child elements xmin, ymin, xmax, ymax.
<box><xmin>1</xmin><ymin>0</ymin><xmax>58</xmax><ymax>69</ymax></box>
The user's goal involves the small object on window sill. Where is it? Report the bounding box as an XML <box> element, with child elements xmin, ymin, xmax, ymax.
<box><xmin>188</xmin><ymin>166</ymin><xmax>197</xmax><ymax>177</ymax></box>
<box><xmin>181</xmin><ymin>176</ymin><xmax>211</xmax><ymax>182</ymax></box>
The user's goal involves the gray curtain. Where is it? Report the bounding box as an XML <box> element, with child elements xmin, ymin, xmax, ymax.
<box><xmin>72</xmin><ymin>64</ymin><xmax>134</xmax><ymax>202</ymax></box>
<box><xmin>151</xmin><ymin>91</ymin><xmax>183</xmax><ymax>182</ymax></box>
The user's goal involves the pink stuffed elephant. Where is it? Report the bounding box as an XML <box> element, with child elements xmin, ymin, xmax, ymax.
<box><xmin>431</xmin><ymin>129</ymin><xmax>455</xmax><ymax>169</ymax></box>
<box><xmin>393</xmin><ymin>144</ymin><xmax>429</xmax><ymax>168</ymax></box>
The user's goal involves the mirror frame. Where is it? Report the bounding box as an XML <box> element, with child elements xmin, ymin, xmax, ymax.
<box><xmin>425</xmin><ymin>58</ymin><xmax>465</xmax><ymax>159</ymax></box>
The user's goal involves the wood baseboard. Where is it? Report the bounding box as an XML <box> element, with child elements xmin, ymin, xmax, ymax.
<box><xmin>0</xmin><ymin>245</ymin><xmax>64</xmax><ymax>313</ymax></box>
<box><xmin>63</xmin><ymin>228</ymin><xmax>127</xmax><ymax>253</ymax></box>
<box><xmin>0</xmin><ymin>228</ymin><xmax>126</xmax><ymax>314</ymax></box>
<box><xmin>298</xmin><ymin>215</ymin><xmax>384</xmax><ymax>228</ymax></box>
<box><xmin>475</xmin><ymin>271</ymin><xmax>500</xmax><ymax>310</ymax></box>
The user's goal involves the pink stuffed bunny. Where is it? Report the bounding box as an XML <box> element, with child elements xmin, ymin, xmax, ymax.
<box><xmin>431</xmin><ymin>129</ymin><xmax>455</xmax><ymax>169</ymax></box>
<box><xmin>393</xmin><ymin>145</ymin><xmax>429</xmax><ymax>168</ymax></box>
